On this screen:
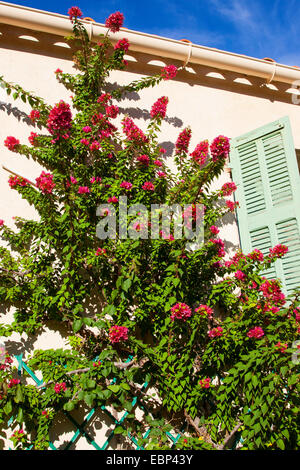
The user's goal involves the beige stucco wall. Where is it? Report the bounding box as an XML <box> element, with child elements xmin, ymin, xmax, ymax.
<box><xmin>0</xmin><ymin>21</ymin><xmax>300</xmax><ymax>449</ymax></box>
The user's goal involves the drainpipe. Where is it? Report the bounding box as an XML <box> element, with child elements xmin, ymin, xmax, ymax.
<box><xmin>0</xmin><ymin>1</ymin><xmax>300</xmax><ymax>86</ymax></box>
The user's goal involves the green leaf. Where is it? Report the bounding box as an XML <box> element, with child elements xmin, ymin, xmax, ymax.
<box><xmin>108</xmin><ymin>385</ymin><xmax>120</xmax><ymax>394</ymax></box>
<box><xmin>277</xmin><ymin>439</ymin><xmax>285</xmax><ymax>450</ymax></box>
<box><xmin>114</xmin><ymin>426</ymin><xmax>124</xmax><ymax>434</ymax></box>
<box><xmin>4</xmin><ymin>401</ymin><xmax>12</xmax><ymax>415</ymax></box>
<box><xmin>64</xmin><ymin>402</ymin><xmax>75</xmax><ymax>411</ymax></box>
<box><xmin>14</xmin><ymin>385</ymin><xmax>23</xmax><ymax>404</ymax></box>
<box><xmin>73</xmin><ymin>318</ymin><xmax>83</xmax><ymax>333</ymax></box>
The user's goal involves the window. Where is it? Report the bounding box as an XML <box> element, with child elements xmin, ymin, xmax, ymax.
<box><xmin>230</xmin><ymin>116</ymin><xmax>300</xmax><ymax>297</ymax></box>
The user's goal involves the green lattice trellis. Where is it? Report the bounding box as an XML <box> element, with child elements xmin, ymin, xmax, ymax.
<box><xmin>9</xmin><ymin>354</ymin><xmax>182</xmax><ymax>450</ymax></box>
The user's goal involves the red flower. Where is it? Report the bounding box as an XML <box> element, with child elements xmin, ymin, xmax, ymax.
<box><xmin>221</xmin><ymin>182</ymin><xmax>237</xmax><ymax>196</ymax></box>
<box><xmin>105</xmin><ymin>11</ymin><xmax>124</xmax><ymax>32</ymax></box>
<box><xmin>247</xmin><ymin>249</ymin><xmax>264</xmax><ymax>262</ymax></box>
<box><xmin>275</xmin><ymin>342</ymin><xmax>288</xmax><ymax>353</ymax></box>
<box><xmin>122</xmin><ymin>117</ymin><xmax>148</xmax><ymax>143</ymax></box>
<box><xmin>161</xmin><ymin>65</ymin><xmax>178</xmax><ymax>80</ymax></box>
<box><xmin>210</xmin><ymin>225</ymin><xmax>219</xmax><ymax>235</ymax></box>
<box><xmin>105</xmin><ymin>105</ymin><xmax>119</xmax><ymax>119</ymax></box>
<box><xmin>47</xmin><ymin>101</ymin><xmax>72</xmax><ymax>137</ymax></box>
<box><xmin>226</xmin><ymin>200</ymin><xmax>239</xmax><ymax>212</ymax></box>
<box><xmin>235</xmin><ymin>270</ymin><xmax>246</xmax><ymax>281</ymax></box>
<box><xmin>150</xmin><ymin>96</ymin><xmax>169</xmax><ymax>119</ymax></box>
<box><xmin>29</xmin><ymin>110</ymin><xmax>40</xmax><ymax>122</ymax></box>
<box><xmin>28</xmin><ymin>132</ymin><xmax>38</xmax><ymax>146</ymax></box>
<box><xmin>36</xmin><ymin>172</ymin><xmax>55</xmax><ymax>194</ymax></box>
<box><xmin>97</xmin><ymin>93</ymin><xmax>112</xmax><ymax>104</ymax></box>
<box><xmin>210</xmin><ymin>135</ymin><xmax>230</xmax><ymax>161</ymax></box>
<box><xmin>8</xmin><ymin>175</ymin><xmax>29</xmax><ymax>189</ymax></box>
<box><xmin>114</xmin><ymin>38</ymin><xmax>130</xmax><ymax>52</ymax></box>
<box><xmin>175</xmin><ymin>127</ymin><xmax>192</xmax><ymax>155</ymax></box>
<box><xmin>109</xmin><ymin>325</ymin><xmax>128</xmax><ymax>343</ymax></box>
<box><xmin>54</xmin><ymin>382</ymin><xmax>67</xmax><ymax>393</ymax></box>
<box><xmin>190</xmin><ymin>140</ymin><xmax>209</xmax><ymax>165</ymax></box>
<box><xmin>195</xmin><ymin>304</ymin><xmax>213</xmax><ymax>319</ymax></box>
<box><xmin>4</xmin><ymin>136</ymin><xmax>19</xmax><ymax>151</ymax></box>
<box><xmin>142</xmin><ymin>181</ymin><xmax>155</xmax><ymax>191</ymax></box>
<box><xmin>208</xmin><ymin>327</ymin><xmax>223</xmax><ymax>338</ymax></box>
<box><xmin>247</xmin><ymin>327</ymin><xmax>264</xmax><ymax>339</ymax></box>
<box><xmin>199</xmin><ymin>377</ymin><xmax>211</xmax><ymax>389</ymax></box>
<box><xmin>95</xmin><ymin>247</ymin><xmax>106</xmax><ymax>256</ymax></box>
<box><xmin>137</xmin><ymin>154</ymin><xmax>150</xmax><ymax>166</ymax></box>
<box><xmin>170</xmin><ymin>303</ymin><xmax>192</xmax><ymax>321</ymax></box>
<box><xmin>269</xmin><ymin>244</ymin><xmax>288</xmax><ymax>259</ymax></box>
<box><xmin>68</xmin><ymin>6</ymin><xmax>83</xmax><ymax>21</ymax></box>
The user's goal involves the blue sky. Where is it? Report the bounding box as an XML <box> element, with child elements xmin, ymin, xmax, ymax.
<box><xmin>6</xmin><ymin>0</ymin><xmax>300</xmax><ymax>66</ymax></box>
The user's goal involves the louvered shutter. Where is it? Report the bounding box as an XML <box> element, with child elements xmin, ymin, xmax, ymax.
<box><xmin>230</xmin><ymin>116</ymin><xmax>300</xmax><ymax>297</ymax></box>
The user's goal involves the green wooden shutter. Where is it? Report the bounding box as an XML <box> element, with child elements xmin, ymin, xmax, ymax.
<box><xmin>230</xmin><ymin>116</ymin><xmax>300</xmax><ymax>297</ymax></box>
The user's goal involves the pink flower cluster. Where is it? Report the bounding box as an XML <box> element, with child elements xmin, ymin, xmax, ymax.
<box><xmin>0</xmin><ymin>354</ymin><xmax>13</xmax><ymax>371</ymax></box>
<box><xmin>68</xmin><ymin>6</ymin><xmax>83</xmax><ymax>21</ymax></box>
<box><xmin>42</xmin><ymin>410</ymin><xmax>49</xmax><ymax>418</ymax></box>
<box><xmin>47</xmin><ymin>100</ymin><xmax>72</xmax><ymax>139</ymax></box>
<box><xmin>226</xmin><ymin>200</ymin><xmax>239</xmax><ymax>212</ymax></box>
<box><xmin>8</xmin><ymin>175</ymin><xmax>29</xmax><ymax>189</ymax></box>
<box><xmin>154</xmin><ymin>159</ymin><xmax>163</xmax><ymax>167</ymax></box>
<box><xmin>195</xmin><ymin>304</ymin><xmax>213</xmax><ymax>319</ymax></box>
<box><xmin>54</xmin><ymin>382</ymin><xmax>67</xmax><ymax>393</ymax></box>
<box><xmin>7</xmin><ymin>378</ymin><xmax>21</xmax><ymax>388</ymax></box>
<box><xmin>247</xmin><ymin>249</ymin><xmax>264</xmax><ymax>262</ymax></box>
<box><xmin>97</xmin><ymin>93</ymin><xmax>112</xmax><ymax>104</ymax></box>
<box><xmin>235</xmin><ymin>270</ymin><xmax>246</xmax><ymax>281</ymax></box>
<box><xmin>105</xmin><ymin>11</ymin><xmax>124</xmax><ymax>32</ymax></box>
<box><xmin>221</xmin><ymin>182</ymin><xmax>237</xmax><ymax>196</ymax></box>
<box><xmin>107</xmin><ymin>196</ymin><xmax>118</xmax><ymax>203</ymax></box>
<box><xmin>95</xmin><ymin>247</ymin><xmax>106</xmax><ymax>256</ymax></box>
<box><xmin>109</xmin><ymin>325</ymin><xmax>128</xmax><ymax>343</ymax></box>
<box><xmin>93</xmin><ymin>360</ymin><xmax>102</xmax><ymax>367</ymax></box>
<box><xmin>210</xmin><ymin>135</ymin><xmax>230</xmax><ymax>161</ymax></box>
<box><xmin>114</xmin><ymin>38</ymin><xmax>130</xmax><ymax>52</ymax></box>
<box><xmin>210</xmin><ymin>225</ymin><xmax>220</xmax><ymax>235</ymax></box>
<box><xmin>29</xmin><ymin>109</ymin><xmax>40</xmax><ymax>122</ymax></box>
<box><xmin>28</xmin><ymin>132</ymin><xmax>38</xmax><ymax>146</ymax></box>
<box><xmin>247</xmin><ymin>327</ymin><xmax>264</xmax><ymax>339</ymax></box>
<box><xmin>175</xmin><ymin>127</ymin><xmax>192</xmax><ymax>155</ymax></box>
<box><xmin>208</xmin><ymin>327</ymin><xmax>223</xmax><ymax>338</ymax></box>
<box><xmin>4</xmin><ymin>136</ymin><xmax>20</xmax><ymax>151</ymax></box>
<box><xmin>170</xmin><ymin>303</ymin><xmax>192</xmax><ymax>321</ymax></box>
<box><xmin>269</xmin><ymin>244</ymin><xmax>288</xmax><ymax>258</ymax></box>
<box><xmin>11</xmin><ymin>429</ymin><xmax>24</xmax><ymax>441</ymax></box>
<box><xmin>259</xmin><ymin>279</ymin><xmax>286</xmax><ymax>305</ymax></box>
<box><xmin>36</xmin><ymin>172</ymin><xmax>55</xmax><ymax>194</ymax></box>
<box><xmin>137</xmin><ymin>154</ymin><xmax>150</xmax><ymax>166</ymax></box>
<box><xmin>275</xmin><ymin>341</ymin><xmax>288</xmax><ymax>353</ymax></box>
<box><xmin>105</xmin><ymin>105</ymin><xmax>119</xmax><ymax>119</ymax></box>
<box><xmin>294</xmin><ymin>307</ymin><xmax>300</xmax><ymax>323</ymax></box>
<box><xmin>78</xmin><ymin>186</ymin><xmax>90</xmax><ymax>194</ymax></box>
<box><xmin>142</xmin><ymin>181</ymin><xmax>155</xmax><ymax>191</ymax></box>
<box><xmin>150</xmin><ymin>96</ymin><xmax>169</xmax><ymax>119</ymax></box>
<box><xmin>210</xmin><ymin>238</ymin><xmax>225</xmax><ymax>257</ymax></box>
<box><xmin>120</xmin><ymin>181</ymin><xmax>133</xmax><ymax>190</ymax></box>
<box><xmin>122</xmin><ymin>117</ymin><xmax>148</xmax><ymax>143</ymax></box>
<box><xmin>199</xmin><ymin>377</ymin><xmax>211</xmax><ymax>389</ymax></box>
<box><xmin>160</xmin><ymin>65</ymin><xmax>178</xmax><ymax>80</ymax></box>
<box><xmin>190</xmin><ymin>140</ymin><xmax>209</xmax><ymax>165</ymax></box>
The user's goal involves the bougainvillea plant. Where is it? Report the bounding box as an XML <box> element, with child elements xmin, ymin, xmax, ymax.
<box><xmin>0</xmin><ymin>8</ymin><xmax>299</xmax><ymax>451</ymax></box>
